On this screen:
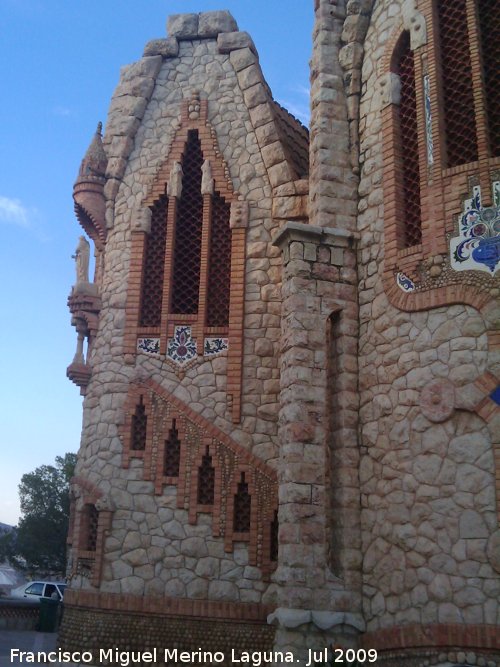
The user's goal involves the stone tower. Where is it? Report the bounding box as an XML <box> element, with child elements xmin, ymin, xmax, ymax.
<box><xmin>62</xmin><ymin>4</ymin><xmax>500</xmax><ymax>666</ymax></box>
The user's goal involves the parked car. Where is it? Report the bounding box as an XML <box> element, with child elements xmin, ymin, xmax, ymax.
<box><xmin>11</xmin><ymin>581</ymin><xmax>66</xmax><ymax>602</ymax></box>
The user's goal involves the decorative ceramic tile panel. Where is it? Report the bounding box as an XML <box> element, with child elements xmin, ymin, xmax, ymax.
<box><xmin>450</xmin><ymin>185</ymin><xmax>500</xmax><ymax>276</ymax></box>
<box><xmin>204</xmin><ymin>337</ymin><xmax>228</xmax><ymax>357</ymax></box>
<box><xmin>396</xmin><ymin>272</ymin><xmax>416</xmax><ymax>292</ymax></box>
<box><xmin>167</xmin><ymin>326</ymin><xmax>197</xmax><ymax>365</ymax></box>
<box><xmin>137</xmin><ymin>338</ymin><xmax>160</xmax><ymax>355</ymax></box>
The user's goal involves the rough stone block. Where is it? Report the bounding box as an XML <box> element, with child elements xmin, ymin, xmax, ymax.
<box><xmin>243</xmin><ymin>83</ymin><xmax>268</xmax><ymax>109</ymax></box>
<box><xmin>238</xmin><ymin>64</ymin><xmax>263</xmax><ymax>91</ymax></box>
<box><xmin>198</xmin><ymin>11</ymin><xmax>238</xmax><ymax>37</ymax></box>
<box><xmin>341</xmin><ymin>14</ymin><xmax>370</xmax><ymax>43</ymax></box>
<box><xmin>339</xmin><ymin>42</ymin><xmax>364</xmax><ymax>70</ymax></box>
<box><xmin>229</xmin><ymin>47</ymin><xmax>257</xmax><ymax>72</ymax></box>
<box><xmin>143</xmin><ymin>37</ymin><xmax>179</xmax><ymax>58</ymax></box>
<box><xmin>167</xmin><ymin>13</ymin><xmax>199</xmax><ymax>39</ymax></box>
<box><xmin>218</xmin><ymin>31</ymin><xmax>256</xmax><ymax>54</ymax></box>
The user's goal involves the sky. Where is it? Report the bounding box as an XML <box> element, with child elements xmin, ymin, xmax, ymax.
<box><xmin>0</xmin><ymin>1</ymin><xmax>313</xmax><ymax>525</ymax></box>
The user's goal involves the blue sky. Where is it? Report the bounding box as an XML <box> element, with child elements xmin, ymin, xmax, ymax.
<box><xmin>0</xmin><ymin>1</ymin><xmax>312</xmax><ymax>525</ymax></box>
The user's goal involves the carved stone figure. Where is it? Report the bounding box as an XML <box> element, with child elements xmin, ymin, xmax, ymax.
<box><xmin>201</xmin><ymin>159</ymin><xmax>214</xmax><ymax>195</ymax></box>
<box><xmin>73</xmin><ymin>235</ymin><xmax>90</xmax><ymax>284</ymax></box>
<box><xmin>167</xmin><ymin>161</ymin><xmax>183</xmax><ymax>198</ymax></box>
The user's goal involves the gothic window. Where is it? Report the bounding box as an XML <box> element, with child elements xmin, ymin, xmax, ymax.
<box><xmin>131</xmin><ymin>395</ymin><xmax>147</xmax><ymax>451</ymax></box>
<box><xmin>393</xmin><ymin>31</ymin><xmax>422</xmax><ymax>248</ymax></box>
<box><xmin>197</xmin><ymin>446</ymin><xmax>215</xmax><ymax>505</ymax></box>
<box><xmin>233</xmin><ymin>472</ymin><xmax>251</xmax><ymax>533</ymax></box>
<box><xmin>171</xmin><ymin>130</ymin><xmax>204</xmax><ymax>315</ymax></box>
<box><xmin>163</xmin><ymin>418</ymin><xmax>181</xmax><ymax>477</ymax></box>
<box><xmin>140</xmin><ymin>195</ymin><xmax>168</xmax><ymax>327</ymax></box>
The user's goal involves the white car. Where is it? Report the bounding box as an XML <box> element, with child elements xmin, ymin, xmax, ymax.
<box><xmin>11</xmin><ymin>581</ymin><xmax>66</xmax><ymax>602</ymax></box>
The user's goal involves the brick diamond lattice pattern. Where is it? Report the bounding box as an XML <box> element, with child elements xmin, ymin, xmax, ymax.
<box><xmin>140</xmin><ymin>195</ymin><xmax>168</xmax><ymax>327</ymax></box>
<box><xmin>478</xmin><ymin>0</ymin><xmax>500</xmax><ymax>157</ymax></box>
<box><xmin>233</xmin><ymin>473</ymin><xmax>251</xmax><ymax>532</ymax></box>
<box><xmin>207</xmin><ymin>191</ymin><xmax>231</xmax><ymax>327</ymax></box>
<box><xmin>86</xmin><ymin>506</ymin><xmax>99</xmax><ymax>552</ymax></box>
<box><xmin>437</xmin><ymin>0</ymin><xmax>478</xmax><ymax>167</ymax></box>
<box><xmin>171</xmin><ymin>130</ymin><xmax>204</xmax><ymax>315</ymax></box>
<box><xmin>398</xmin><ymin>32</ymin><xmax>422</xmax><ymax>248</ymax></box>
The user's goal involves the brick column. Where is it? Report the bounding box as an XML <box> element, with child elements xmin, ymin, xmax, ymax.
<box><xmin>271</xmin><ymin>222</ymin><xmax>363</xmax><ymax>664</ymax></box>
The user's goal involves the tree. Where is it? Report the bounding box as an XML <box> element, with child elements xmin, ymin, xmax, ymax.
<box><xmin>0</xmin><ymin>453</ymin><xmax>76</xmax><ymax>575</ymax></box>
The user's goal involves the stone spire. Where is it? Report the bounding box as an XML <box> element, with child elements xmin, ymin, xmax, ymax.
<box><xmin>76</xmin><ymin>122</ymin><xmax>107</xmax><ymax>183</ymax></box>
<box><xmin>73</xmin><ymin>122</ymin><xmax>108</xmax><ymax>247</ymax></box>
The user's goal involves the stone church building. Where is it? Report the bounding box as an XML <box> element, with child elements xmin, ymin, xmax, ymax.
<box><xmin>61</xmin><ymin>1</ymin><xmax>500</xmax><ymax>665</ymax></box>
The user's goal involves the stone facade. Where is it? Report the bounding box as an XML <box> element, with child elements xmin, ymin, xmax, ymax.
<box><xmin>63</xmin><ymin>3</ymin><xmax>500</xmax><ymax>666</ymax></box>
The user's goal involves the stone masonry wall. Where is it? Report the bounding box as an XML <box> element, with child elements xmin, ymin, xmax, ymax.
<box><xmin>71</xmin><ymin>31</ymin><xmax>285</xmax><ymax>605</ymax></box>
<box><xmin>357</xmin><ymin>0</ymin><xmax>500</xmax><ymax>631</ymax></box>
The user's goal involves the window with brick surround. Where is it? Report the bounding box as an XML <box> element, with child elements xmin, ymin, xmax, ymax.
<box><xmin>382</xmin><ymin>1</ymin><xmax>499</xmax><ymax>280</ymax></box>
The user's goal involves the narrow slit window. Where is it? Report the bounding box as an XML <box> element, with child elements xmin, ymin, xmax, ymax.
<box><xmin>197</xmin><ymin>446</ymin><xmax>215</xmax><ymax>505</ymax></box>
<box><xmin>233</xmin><ymin>472</ymin><xmax>251</xmax><ymax>533</ymax></box>
<box><xmin>164</xmin><ymin>418</ymin><xmax>181</xmax><ymax>477</ymax></box>
<box><xmin>131</xmin><ymin>395</ymin><xmax>147</xmax><ymax>451</ymax></box>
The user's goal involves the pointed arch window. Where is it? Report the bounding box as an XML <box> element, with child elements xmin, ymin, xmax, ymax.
<box><xmin>171</xmin><ymin>130</ymin><xmax>204</xmax><ymax>315</ymax></box>
<box><xmin>135</xmin><ymin>128</ymin><xmax>232</xmax><ymax>339</ymax></box>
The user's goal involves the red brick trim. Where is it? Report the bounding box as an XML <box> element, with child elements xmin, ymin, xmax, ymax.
<box><xmin>64</xmin><ymin>589</ymin><xmax>274</xmax><ymax>623</ymax></box>
<box><xmin>69</xmin><ymin>478</ymin><xmax>112</xmax><ymax>587</ymax></box>
<box><xmin>381</xmin><ymin>7</ymin><xmax>500</xmax><ymax>311</ymax></box>
<box><xmin>123</xmin><ymin>96</ymin><xmax>246</xmax><ymax>421</ymax></box>
<box><xmin>118</xmin><ymin>380</ymin><xmax>278</xmax><ymax>572</ymax></box>
<box><xmin>382</xmin><ymin>273</ymin><xmax>496</xmax><ymax>314</ymax></box>
<box><xmin>361</xmin><ymin>623</ymin><xmax>500</xmax><ymax>652</ymax></box>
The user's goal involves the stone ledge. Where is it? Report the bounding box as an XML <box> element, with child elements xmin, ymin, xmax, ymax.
<box><xmin>272</xmin><ymin>221</ymin><xmax>359</xmax><ymax>250</ymax></box>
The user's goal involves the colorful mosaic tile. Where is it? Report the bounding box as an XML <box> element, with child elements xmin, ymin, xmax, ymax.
<box><xmin>167</xmin><ymin>326</ymin><xmax>197</xmax><ymax>365</ymax></box>
<box><xmin>490</xmin><ymin>385</ymin><xmax>500</xmax><ymax>406</ymax></box>
<box><xmin>396</xmin><ymin>272</ymin><xmax>415</xmax><ymax>292</ymax></box>
<box><xmin>493</xmin><ymin>180</ymin><xmax>500</xmax><ymax>208</ymax></box>
<box><xmin>450</xmin><ymin>185</ymin><xmax>500</xmax><ymax>276</ymax></box>
<box><xmin>204</xmin><ymin>337</ymin><xmax>228</xmax><ymax>357</ymax></box>
<box><xmin>423</xmin><ymin>74</ymin><xmax>434</xmax><ymax>166</ymax></box>
<box><xmin>137</xmin><ymin>337</ymin><xmax>160</xmax><ymax>355</ymax></box>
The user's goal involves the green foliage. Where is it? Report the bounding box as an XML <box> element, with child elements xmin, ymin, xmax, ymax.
<box><xmin>0</xmin><ymin>453</ymin><xmax>76</xmax><ymax>575</ymax></box>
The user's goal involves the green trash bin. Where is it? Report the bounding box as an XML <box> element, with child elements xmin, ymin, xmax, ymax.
<box><xmin>38</xmin><ymin>598</ymin><xmax>59</xmax><ymax>632</ymax></box>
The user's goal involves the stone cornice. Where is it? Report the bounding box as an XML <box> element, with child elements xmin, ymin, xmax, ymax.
<box><xmin>272</xmin><ymin>220</ymin><xmax>359</xmax><ymax>250</ymax></box>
